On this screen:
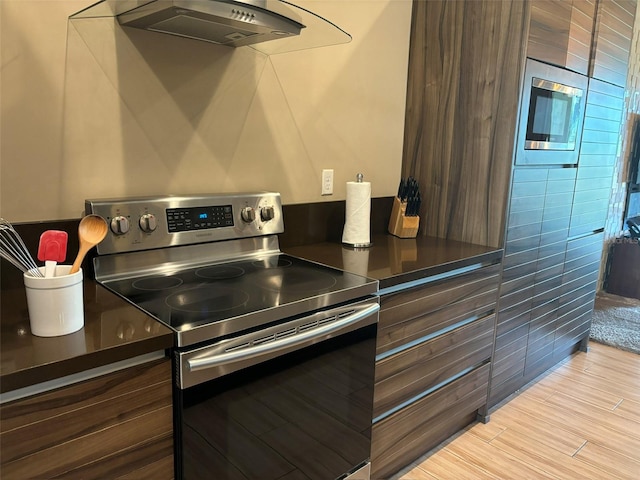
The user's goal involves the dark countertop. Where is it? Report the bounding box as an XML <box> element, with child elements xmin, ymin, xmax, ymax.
<box><xmin>0</xmin><ymin>217</ymin><xmax>501</xmax><ymax>397</ymax></box>
<box><xmin>1</xmin><ymin>280</ymin><xmax>174</xmax><ymax>394</ymax></box>
<box><xmin>284</xmin><ymin>234</ymin><xmax>503</xmax><ymax>291</ymax></box>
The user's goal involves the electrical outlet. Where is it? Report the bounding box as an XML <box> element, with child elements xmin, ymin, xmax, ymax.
<box><xmin>321</xmin><ymin>169</ymin><xmax>334</xmax><ymax>195</ymax></box>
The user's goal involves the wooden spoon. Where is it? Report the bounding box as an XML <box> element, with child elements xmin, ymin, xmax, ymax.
<box><xmin>69</xmin><ymin>215</ymin><xmax>108</xmax><ymax>274</ymax></box>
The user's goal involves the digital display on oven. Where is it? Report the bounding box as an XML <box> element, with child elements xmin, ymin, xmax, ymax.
<box><xmin>166</xmin><ymin>205</ymin><xmax>234</xmax><ymax>232</ymax></box>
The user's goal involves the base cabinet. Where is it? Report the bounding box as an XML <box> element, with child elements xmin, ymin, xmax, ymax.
<box><xmin>371</xmin><ymin>364</ymin><xmax>490</xmax><ymax>480</ymax></box>
<box><xmin>0</xmin><ymin>358</ymin><xmax>173</xmax><ymax>479</ymax></box>
<box><xmin>370</xmin><ymin>263</ymin><xmax>501</xmax><ymax>479</ymax></box>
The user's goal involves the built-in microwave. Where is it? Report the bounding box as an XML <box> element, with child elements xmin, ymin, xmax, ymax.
<box><xmin>515</xmin><ymin>58</ymin><xmax>588</xmax><ymax>165</ymax></box>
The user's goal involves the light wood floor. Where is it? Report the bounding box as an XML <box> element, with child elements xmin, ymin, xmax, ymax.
<box><xmin>394</xmin><ymin>341</ymin><xmax>640</xmax><ymax>479</ymax></box>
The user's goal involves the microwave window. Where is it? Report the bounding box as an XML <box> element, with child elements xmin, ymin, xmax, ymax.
<box><xmin>532</xmin><ymin>93</ymin><xmax>569</xmax><ymax>138</ymax></box>
<box><xmin>525</xmin><ymin>78</ymin><xmax>582</xmax><ymax>151</ymax></box>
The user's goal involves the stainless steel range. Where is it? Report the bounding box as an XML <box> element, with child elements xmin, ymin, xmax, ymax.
<box><xmin>86</xmin><ymin>192</ymin><xmax>379</xmax><ymax>480</ymax></box>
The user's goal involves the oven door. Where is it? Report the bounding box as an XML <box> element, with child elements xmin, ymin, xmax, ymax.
<box><xmin>174</xmin><ymin>299</ymin><xmax>379</xmax><ymax>480</ymax></box>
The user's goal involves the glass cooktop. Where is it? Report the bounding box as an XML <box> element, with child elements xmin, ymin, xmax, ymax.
<box><xmin>101</xmin><ymin>254</ymin><xmax>376</xmax><ymax>346</ymax></box>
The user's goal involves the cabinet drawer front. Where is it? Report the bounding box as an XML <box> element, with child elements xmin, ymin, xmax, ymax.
<box><xmin>378</xmin><ymin>264</ymin><xmax>500</xmax><ymax>355</ymax></box>
<box><xmin>374</xmin><ymin>315</ymin><xmax>494</xmax><ymax>418</ymax></box>
<box><xmin>0</xmin><ymin>359</ymin><xmax>173</xmax><ymax>479</ymax></box>
<box><xmin>371</xmin><ymin>364</ymin><xmax>490</xmax><ymax>480</ymax></box>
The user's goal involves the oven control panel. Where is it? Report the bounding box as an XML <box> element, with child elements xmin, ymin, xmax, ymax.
<box><xmin>85</xmin><ymin>192</ymin><xmax>284</xmax><ymax>255</ymax></box>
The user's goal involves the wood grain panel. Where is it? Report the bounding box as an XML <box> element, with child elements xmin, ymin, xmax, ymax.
<box><xmin>56</xmin><ymin>435</ymin><xmax>174</xmax><ymax>480</ymax></box>
<box><xmin>571</xmin><ymin>79</ymin><xmax>625</xmax><ymax>237</ymax></box>
<box><xmin>0</xmin><ymin>381</ymin><xmax>172</xmax><ymax>463</ymax></box>
<box><xmin>527</xmin><ymin>0</ymin><xmax>574</xmax><ymax>67</ymax></box>
<box><xmin>528</xmin><ymin>313</ymin><xmax>558</xmax><ymax>350</ymax></box>
<box><xmin>509</xmin><ymin>208</ymin><xmax>544</xmax><ymax>229</ymax></box>
<box><xmin>371</xmin><ymin>364</ymin><xmax>490</xmax><ymax>479</ymax></box>
<box><xmin>487</xmin><ymin>369</ymin><xmax>525</xmax><ymax>407</ymax></box>
<box><xmin>568</xmin><ymin>0</ymin><xmax>598</xmax><ymax>72</ymax></box>
<box><xmin>505</xmin><ymin>235</ymin><xmax>542</xmax><ymax>256</ymax></box>
<box><xmin>500</xmin><ymin>271</ymin><xmax>536</xmax><ymax>297</ymax></box>
<box><xmin>527</xmin><ymin>0</ymin><xmax>596</xmax><ymax>74</ymax></box>
<box><xmin>377</xmin><ymin>289</ymin><xmax>498</xmax><ymax>357</ymax></box>
<box><xmin>489</xmin><ymin>352</ymin><xmax>527</xmax><ymax>405</ymax></box>
<box><xmin>0</xmin><ymin>359</ymin><xmax>173</xmax><ymax>479</ymax></box>
<box><xmin>1</xmin><ymin>406</ymin><xmax>173</xmax><ymax>479</ymax></box>
<box><xmin>377</xmin><ymin>265</ymin><xmax>500</xmax><ymax>354</ymax></box>
<box><xmin>498</xmin><ymin>290</ymin><xmax>534</xmax><ymax>323</ymax></box>
<box><xmin>494</xmin><ymin>322</ymin><xmax>530</xmax><ymax>352</ymax></box>
<box><xmin>530</xmin><ymin>295</ymin><xmax>561</xmax><ymax>320</ymax></box>
<box><xmin>590</xmin><ymin>0</ymin><xmax>637</xmax><ymax>86</ymax></box>
<box><xmin>0</xmin><ymin>359</ymin><xmax>171</xmax><ymax>431</ymax></box>
<box><xmin>534</xmin><ymin>260</ymin><xmax>564</xmax><ymax>282</ymax></box>
<box><xmin>402</xmin><ymin>0</ymin><xmax>529</xmax><ymax>248</ymax></box>
<box><xmin>374</xmin><ymin>316</ymin><xmax>493</xmax><ymax>418</ymax></box>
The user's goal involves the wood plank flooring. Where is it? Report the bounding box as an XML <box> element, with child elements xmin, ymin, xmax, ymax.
<box><xmin>394</xmin><ymin>341</ymin><xmax>640</xmax><ymax>479</ymax></box>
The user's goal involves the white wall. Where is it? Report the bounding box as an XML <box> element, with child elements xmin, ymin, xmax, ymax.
<box><xmin>1</xmin><ymin>0</ymin><xmax>412</xmax><ymax>222</ymax></box>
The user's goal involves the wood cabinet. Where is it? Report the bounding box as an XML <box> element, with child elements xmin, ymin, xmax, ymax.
<box><xmin>401</xmin><ymin>0</ymin><xmax>529</xmax><ymax>248</ymax></box>
<box><xmin>527</xmin><ymin>0</ymin><xmax>637</xmax><ymax>85</ymax></box>
<box><xmin>489</xmin><ymin>167</ymin><xmax>575</xmax><ymax>406</ymax></box>
<box><xmin>396</xmin><ymin>0</ymin><xmax>637</xmax><ymax>469</ymax></box>
<box><xmin>527</xmin><ymin>0</ymin><xmax>597</xmax><ymax>74</ymax></box>
<box><xmin>370</xmin><ymin>263</ymin><xmax>501</xmax><ymax>479</ymax></box>
<box><xmin>0</xmin><ymin>358</ymin><xmax>173</xmax><ymax>479</ymax></box>
<box><xmin>572</xmin><ymin>78</ymin><xmax>625</xmax><ymax>237</ymax></box>
<box><xmin>488</xmin><ymin>72</ymin><xmax>626</xmax><ymax>409</ymax></box>
<box><xmin>590</xmin><ymin>0</ymin><xmax>637</xmax><ymax>87</ymax></box>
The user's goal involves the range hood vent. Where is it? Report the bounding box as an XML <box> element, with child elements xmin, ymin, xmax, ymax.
<box><xmin>116</xmin><ymin>0</ymin><xmax>304</xmax><ymax>47</ymax></box>
<box><xmin>70</xmin><ymin>0</ymin><xmax>351</xmax><ymax>55</ymax></box>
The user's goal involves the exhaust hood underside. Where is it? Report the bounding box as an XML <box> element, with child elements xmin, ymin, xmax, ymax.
<box><xmin>70</xmin><ymin>0</ymin><xmax>351</xmax><ymax>55</ymax></box>
<box><xmin>117</xmin><ymin>0</ymin><xmax>304</xmax><ymax>48</ymax></box>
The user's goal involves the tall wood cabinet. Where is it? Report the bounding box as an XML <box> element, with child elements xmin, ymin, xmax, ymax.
<box><xmin>401</xmin><ymin>0</ymin><xmax>530</xmax><ymax>249</ymax></box>
<box><xmin>487</xmin><ymin>0</ymin><xmax>634</xmax><ymax>409</ymax></box>
<box><xmin>402</xmin><ymin>0</ymin><xmax>637</xmax><ymax>424</ymax></box>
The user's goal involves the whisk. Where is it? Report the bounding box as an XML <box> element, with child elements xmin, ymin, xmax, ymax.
<box><xmin>0</xmin><ymin>218</ymin><xmax>44</xmax><ymax>277</ymax></box>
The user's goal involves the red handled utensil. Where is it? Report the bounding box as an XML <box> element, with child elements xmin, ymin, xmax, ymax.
<box><xmin>38</xmin><ymin>230</ymin><xmax>68</xmax><ymax>277</ymax></box>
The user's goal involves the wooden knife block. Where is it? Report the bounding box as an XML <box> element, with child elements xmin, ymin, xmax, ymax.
<box><xmin>388</xmin><ymin>197</ymin><xmax>420</xmax><ymax>238</ymax></box>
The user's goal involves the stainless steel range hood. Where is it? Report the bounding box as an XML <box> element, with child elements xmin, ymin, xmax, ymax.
<box><xmin>117</xmin><ymin>0</ymin><xmax>304</xmax><ymax>48</ymax></box>
<box><xmin>70</xmin><ymin>0</ymin><xmax>351</xmax><ymax>55</ymax></box>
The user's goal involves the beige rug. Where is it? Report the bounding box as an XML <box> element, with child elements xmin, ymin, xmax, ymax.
<box><xmin>590</xmin><ymin>293</ymin><xmax>640</xmax><ymax>355</ymax></box>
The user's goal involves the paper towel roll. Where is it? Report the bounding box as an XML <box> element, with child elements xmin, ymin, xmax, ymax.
<box><xmin>342</xmin><ymin>180</ymin><xmax>372</xmax><ymax>247</ymax></box>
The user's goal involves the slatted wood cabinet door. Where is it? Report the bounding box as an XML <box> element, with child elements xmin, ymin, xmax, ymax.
<box><xmin>370</xmin><ymin>262</ymin><xmax>501</xmax><ymax>479</ymax></box>
<box><xmin>527</xmin><ymin>0</ymin><xmax>597</xmax><ymax>74</ymax></box>
<box><xmin>590</xmin><ymin>0</ymin><xmax>637</xmax><ymax>87</ymax></box>
<box><xmin>0</xmin><ymin>358</ymin><xmax>174</xmax><ymax>479</ymax></box>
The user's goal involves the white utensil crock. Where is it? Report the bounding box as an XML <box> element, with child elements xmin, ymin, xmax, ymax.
<box><xmin>23</xmin><ymin>265</ymin><xmax>84</xmax><ymax>337</ymax></box>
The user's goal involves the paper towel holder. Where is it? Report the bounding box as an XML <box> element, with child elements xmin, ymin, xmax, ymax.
<box><xmin>342</xmin><ymin>173</ymin><xmax>373</xmax><ymax>249</ymax></box>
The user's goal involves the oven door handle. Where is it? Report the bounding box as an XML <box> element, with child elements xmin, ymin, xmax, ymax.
<box><xmin>185</xmin><ymin>302</ymin><xmax>379</xmax><ymax>375</ymax></box>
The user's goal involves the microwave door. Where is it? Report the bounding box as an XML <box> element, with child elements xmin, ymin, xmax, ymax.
<box><xmin>515</xmin><ymin>58</ymin><xmax>588</xmax><ymax>166</ymax></box>
<box><xmin>525</xmin><ymin>78</ymin><xmax>583</xmax><ymax>151</ymax></box>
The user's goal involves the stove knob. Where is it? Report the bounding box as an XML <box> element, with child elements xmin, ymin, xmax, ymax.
<box><xmin>110</xmin><ymin>216</ymin><xmax>130</xmax><ymax>235</ymax></box>
<box><xmin>260</xmin><ymin>206</ymin><xmax>275</xmax><ymax>222</ymax></box>
<box><xmin>139</xmin><ymin>213</ymin><xmax>157</xmax><ymax>233</ymax></box>
<box><xmin>241</xmin><ymin>207</ymin><xmax>256</xmax><ymax>223</ymax></box>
